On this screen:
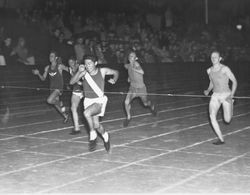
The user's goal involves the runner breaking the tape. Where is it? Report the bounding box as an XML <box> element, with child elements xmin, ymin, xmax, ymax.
<box><xmin>70</xmin><ymin>54</ymin><xmax>119</xmax><ymax>153</ymax></box>
<box><xmin>204</xmin><ymin>51</ymin><xmax>237</xmax><ymax>145</ymax></box>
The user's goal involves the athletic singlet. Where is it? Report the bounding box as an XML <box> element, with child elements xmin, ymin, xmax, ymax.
<box><xmin>48</xmin><ymin>64</ymin><xmax>63</xmax><ymax>90</ymax></box>
<box><xmin>83</xmin><ymin>68</ymin><xmax>104</xmax><ymax>98</ymax></box>
<box><xmin>209</xmin><ymin>65</ymin><xmax>230</xmax><ymax>93</ymax></box>
<box><xmin>70</xmin><ymin>67</ymin><xmax>83</xmax><ymax>92</ymax></box>
<box><xmin>127</xmin><ymin>64</ymin><xmax>145</xmax><ymax>88</ymax></box>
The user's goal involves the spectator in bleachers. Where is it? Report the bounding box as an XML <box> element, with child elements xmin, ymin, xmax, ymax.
<box><xmin>95</xmin><ymin>42</ymin><xmax>107</xmax><ymax>64</ymax></box>
<box><xmin>7</xmin><ymin>0</ymin><xmax>250</xmax><ymax>64</ymax></box>
<box><xmin>74</xmin><ymin>36</ymin><xmax>85</xmax><ymax>63</ymax></box>
<box><xmin>10</xmin><ymin>37</ymin><xmax>35</xmax><ymax>65</ymax></box>
<box><xmin>0</xmin><ymin>53</ymin><xmax>6</xmax><ymax>66</ymax></box>
<box><xmin>72</xmin><ymin>15</ymin><xmax>83</xmax><ymax>34</ymax></box>
<box><xmin>0</xmin><ymin>37</ymin><xmax>13</xmax><ymax>66</ymax></box>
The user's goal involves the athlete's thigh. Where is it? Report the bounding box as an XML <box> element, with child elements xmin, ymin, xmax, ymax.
<box><xmin>71</xmin><ymin>93</ymin><xmax>81</xmax><ymax>107</ymax></box>
<box><xmin>209</xmin><ymin>95</ymin><xmax>221</xmax><ymax>115</ymax></box>
<box><xmin>85</xmin><ymin>103</ymin><xmax>102</xmax><ymax>116</ymax></box>
<box><xmin>222</xmin><ymin>100</ymin><xmax>233</xmax><ymax>122</ymax></box>
<box><xmin>125</xmin><ymin>90</ymin><xmax>136</xmax><ymax>104</ymax></box>
<box><xmin>138</xmin><ymin>86</ymin><xmax>148</xmax><ymax>104</ymax></box>
<box><xmin>48</xmin><ymin>89</ymin><xmax>61</xmax><ymax>101</ymax></box>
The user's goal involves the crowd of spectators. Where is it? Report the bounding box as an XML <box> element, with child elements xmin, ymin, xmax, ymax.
<box><xmin>1</xmin><ymin>0</ymin><xmax>250</xmax><ymax>67</ymax></box>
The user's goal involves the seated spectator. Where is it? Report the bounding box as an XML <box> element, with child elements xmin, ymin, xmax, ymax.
<box><xmin>95</xmin><ymin>43</ymin><xmax>107</xmax><ymax>64</ymax></box>
<box><xmin>1</xmin><ymin>37</ymin><xmax>15</xmax><ymax>66</ymax></box>
<box><xmin>52</xmin><ymin>32</ymin><xmax>74</xmax><ymax>64</ymax></box>
<box><xmin>154</xmin><ymin>46</ymin><xmax>173</xmax><ymax>63</ymax></box>
<box><xmin>0</xmin><ymin>54</ymin><xmax>6</xmax><ymax>66</ymax></box>
<box><xmin>11</xmin><ymin>37</ymin><xmax>35</xmax><ymax>65</ymax></box>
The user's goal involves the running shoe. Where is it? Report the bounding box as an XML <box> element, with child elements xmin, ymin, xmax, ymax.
<box><xmin>104</xmin><ymin>134</ymin><xmax>111</xmax><ymax>153</ymax></box>
<box><xmin>89</xmin><ymin>139</ymin><xmax>97</xmax><ymax>152</ymax></box>
<box><xmin>123</xmin><ymin>118</ymin><xmax>131</xmax><ymax>127</ymax></box>
<box><xmin>70</xmin><ymin>129</ymin><xmax>81</xmax><ymax>135</ymax></box>
<box><xmin>150</xmin><ymin>104</ymin><xmax>157</xmax><ymax>116</ymax></box>
<box><xmin>213</xmin><ymin>139</ymin><xmax>225</xmax><ymax>145</ymax></box>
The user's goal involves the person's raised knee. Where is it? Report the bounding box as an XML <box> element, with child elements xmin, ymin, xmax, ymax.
<box><xmin>124</xmin><ymin>99</ymin><xmax>130</xmax><ymax>105</ymax></box>
<box><xmin>47</xmin><ymin>98</ymin><xmax>54</xmax><ymax>104</ymax></box>
<box><xmin>84</xmin><ymin>110</ymin><xmax>91</xmax><ymax>118</ymax></box>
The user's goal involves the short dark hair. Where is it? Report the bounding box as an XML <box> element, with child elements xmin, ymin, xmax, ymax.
<box><xmin>68</xmin><ymin>56</ymin><xmax>76</xmax><ymax>61</ymax></box>
<box><xmin>50</xmin><ymin>50</ymin><xmax>58</xmax><ymax>57</ymax></box>
<box><xmin>84</xmin><ymin>54</ymin><xmax>97</xmax><ymax>62</ymax></box>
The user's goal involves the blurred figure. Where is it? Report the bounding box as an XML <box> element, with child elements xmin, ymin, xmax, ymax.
<box><xmin>0</xmin><ymin>67</ymin><xmax>10</xmax><ymax>124</ymax></box>
<box><xmin>1</xmin><ymin>37</ymin><xmax>14</xmax><ymax>66</ymax></box>
<box><xmin>68</xmin><ymin>57</ymin><xmax>84</xmax><ymax>134</ymax></box>
<box><xmin>11</xmin><ymin>37</ymin><xmax>35</xmax><ymax>65</ymax></box>
<box><xmin>74</xmin><ymin>37</ymin><xmax>85</xmax><ymax>63</ymax></box>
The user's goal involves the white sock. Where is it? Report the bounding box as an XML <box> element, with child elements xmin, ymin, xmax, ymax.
<box><xmin>61</xmin><ymin>106</ymin><xmax>66</xmax><ymax>113</ymax></box>
<box><xmin>90</xmin><ymin>130</ymin><xmax>97</xmax><ymax>140</ymax></box>
<box><xmin>102</xmin><ymin>132</ymin><xmax>109</xmax><ymax>142</ymax></box>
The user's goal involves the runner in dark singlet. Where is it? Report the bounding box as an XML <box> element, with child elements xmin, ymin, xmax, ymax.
<box><xmin>32</xmin><ymin>51</ymin><xmax>70</xmax><ymax>123</ymax></box>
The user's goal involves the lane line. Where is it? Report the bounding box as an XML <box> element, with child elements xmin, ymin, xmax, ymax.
<box><xmin>0</xmin><ymin>101</ymin><xmax>208</xmax><ymax>130</ymax></box>
<box><xmin>0</xmin><ymin>111</ymin><xmax>249</xmax><ymax>193</ymax></box>
<box><xmin>155</xmin><ymin>153</ymin><xmax>248</xmax><ymax>193</ymax></box>
<box><xmin>38</xmin><ymin>125</ymin><xmax>250</xmax><ymax>193</ymax></box>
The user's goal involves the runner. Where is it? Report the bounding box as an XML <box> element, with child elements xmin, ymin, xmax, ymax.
<box><xmin>123</xmin><ymin>51</ymin><xmax>157</xmax><ymax>127</ymax></box>
<box><xmin>68</xmin><ymin>57</ymin><xmax>84</xmax><ymax>134</ymax></box>
<box><xmin>70</xmin><ymin>54</ymin><xmax>119</xmax><ymax>152</ymax></box>
<box><xmin>32</xmin><ymin>51</ymin><xmax>69</xmax><ymax>123</ymax></box>
<box><xmin>204</xmin><ymin>51</ymin><xmax>237</xmax><ymax>145</ymax></box>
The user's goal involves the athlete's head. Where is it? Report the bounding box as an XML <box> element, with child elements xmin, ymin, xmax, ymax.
<box><xmin>76</xmin><ymin>37</ymin><xmax>84</xmax><ymax>44</ymax></box>
<box><xmin>83</xmin><ymin>55</ymin><xmax>98</xmax><ymax>73</ymax></box>
<box><xmin>49</xmin><ymin>50</ymin><xmax>58</xmax><ymax>63</ymax></box>
<box><xmin>68</xmin><ymin>56</ymin><xmax>78</xmax><ymax>70</ymax></box>
<box><xmin>128</xmin><ymin>51</ymin><xmax>138</xmax><ymax>63</ymax></box>
<box><xmin>211</xmin><ymin>51</ymin><xmax>222</xmax><ymax>65</ymax></box>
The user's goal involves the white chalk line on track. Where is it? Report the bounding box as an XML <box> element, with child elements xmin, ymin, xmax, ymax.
<box><xmin>0</xmin><ymin>89</ymin><xmax>205</xmax><ymax>118</ymax></box>
<box><xmin>0</xmin><ymin>103</ymin><xmax>213</xmax><ymax>157</ymax></box>
<box><xmin>37</xmin><ymin>124</ymin><xmax>250</xmax><ymax>193</ymax></box>
<box><xmin>0</xmin><ymin>92</ymin><xmax>200</xmax><ymax>115</ymax></box>
<box><xmin>0</xmin><ymin>99</ymin><xmax>208</xmax><ymax>130</ymax></box>
<box><xmin>0</xmin><ymin>119</ymin><xmax>62</xmax><ymax>130</ymax></box>
<box><xmin>155</xmin><ymin>152</ymin><xmax>249</xmax><ymax>193</ymax></box>
<box><xmin>0</xmin><ymin>106</ymin><xmax>209</xmax><ymax>150</ymax></box>
<box><xmin>0</xmin><ymin>109</ymin><xmax>249</xmax><ymax>193</ymax></box>
<box><xmin>1</xmin><ymin>100</ymin><xmax>248</xmax><ymax>139</ymax></box>
<box><xmin>0</xmin><ymin>103</ymin><xmax>249</xmax><ymax>154</ymax></box>
<box><xmin>0</xmin><ymin>97</ymin><xmax>248</xmax><ymax>190</ymax></box>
